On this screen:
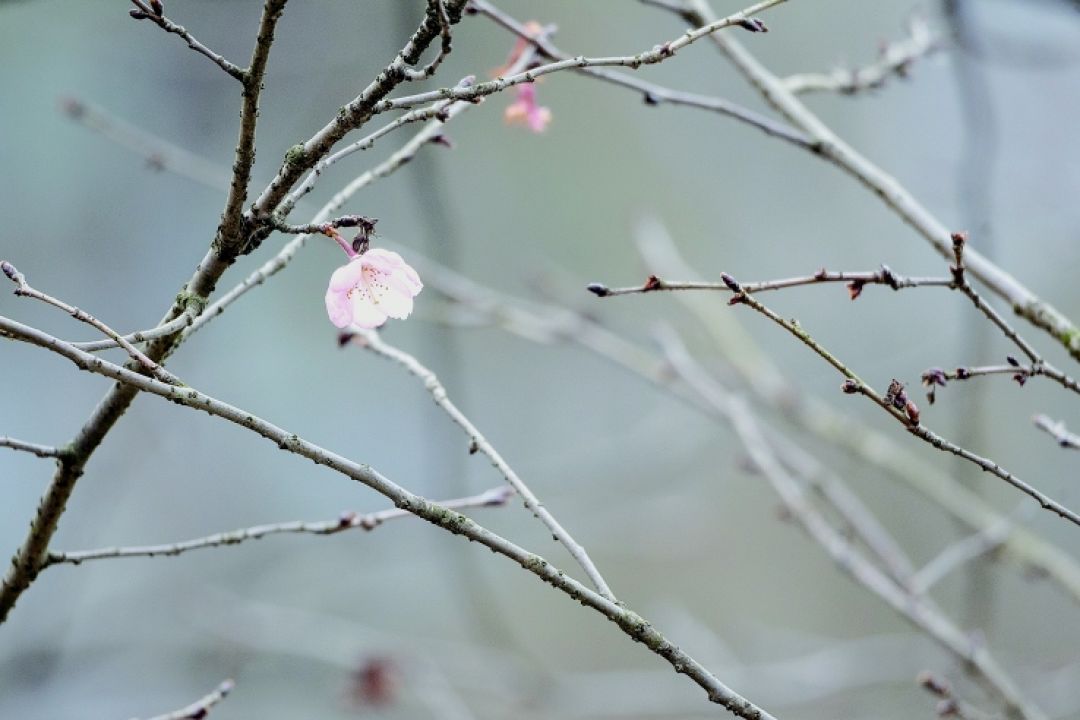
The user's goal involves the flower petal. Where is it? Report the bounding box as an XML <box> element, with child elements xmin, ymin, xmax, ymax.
<box><xmin>328</xmin><ymin>257</ymin><xmax>366</xmax><ymax>291</ymax></box>
<box><xmin>349</xmin><ymin>289</ymin><xmax>389</xmax><ymax>329</ymax></box>
<box><xmin>376</xmin><ymin>287</ymin><xmax>415</xmax><ymax>320</ymax></box>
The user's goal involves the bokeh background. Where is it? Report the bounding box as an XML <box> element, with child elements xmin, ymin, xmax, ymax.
<box><xmin>2</xmin><ymin>1</ymin><xmax>1079</xmax><ymax>718</ymax></box>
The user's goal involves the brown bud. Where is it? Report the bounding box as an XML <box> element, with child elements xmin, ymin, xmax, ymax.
<box><xmin>905</xmin><ymin>399</ymin><xmax>920</xmax><ymax>425</ymax></box>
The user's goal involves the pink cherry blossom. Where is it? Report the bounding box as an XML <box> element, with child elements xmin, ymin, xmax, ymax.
<box><xmin>325</xmin><ymin>248</ymin><xmax>422</xmax><ymax>329</ymax></box>
<box><xmin>504</xmin><ymin>83</ymin><xmax>551</xmax><ymax>133</ymax></box>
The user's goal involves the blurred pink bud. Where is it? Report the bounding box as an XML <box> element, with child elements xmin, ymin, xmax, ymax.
<box><xmin>504</xmin><ymin>83</ymin><xmax>551</xmax><ymax>133</ymax></box>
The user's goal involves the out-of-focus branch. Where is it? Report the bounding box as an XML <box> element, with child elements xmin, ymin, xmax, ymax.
<box><xmin>128</xmin><ymin>1</ymin><xmax>246</xmax><ymax>81</ymax></box>
<box><xmin>0</xmin><ymin>437</ymin><xmax>62</xmax><ymax>460</ymax></box>
<box><xmin>668</xmin><ymin>0</ymin><xmax>1080</xmax><ymax>364</ymax></box>
<box><xmin>59</xmin><ymin>97</ymin><xmax>231</xmax><ymax>192</ymax></box>
<box><xmin>352</xmin><ymin>330</ymin><xmax>616</xmax><ymax>602</ymax></box>
<box><xmin>44</xmin><ymin>487</ymin><xmax>513</xmax><ymax>566</ymax></box>
<box><xmin>1</xmin><ymin>261</ymin><xmax>180</xmax><ymax>385</ymax></box>
<box><xmin>135</xmin><ymin>679</ymin><xmax>236</xmax><ymax>720</ymax></box>
<box><xmin>0</xmin><ymin>314</ymin><xmax>777</xmax><ymax>720</ymax></box>
<box><xmin>1033</xmin><ymin>415</ymin><xmax>1080</xmax><ymax>451</ymax></box>
<box><xmin>910</xmin><ymin>511</ymin><xmax>1015</xmax><ymax>595</ymax></box>
<box><xmin>781</xmin><ymin>16</ymin><xmax>938</xmax><ymax>95</ymax></box>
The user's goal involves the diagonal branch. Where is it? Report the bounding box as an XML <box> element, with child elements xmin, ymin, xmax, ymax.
<box><xmin>129</xmin><ymin>2</ymin><xmax>246</xmax><ymax>81</ymax></box>
<box><xmin>352</xmin><ymin>330</ymin><xmax>616</xmax><ymax>601</ymax></box>
<box><xmin>718</xmin><ymin>273</ymin><xmax>1080</xmax><ymax>528</ymax></box>
<box><xmin>1</xmin><ymin>261</ymin><xmax>180</xmax><ymax>385</ymax></box>
<box><xmin>0</xmin><ymin>313</ymin><xmax>777</xmax><ymax>720</ymax></box>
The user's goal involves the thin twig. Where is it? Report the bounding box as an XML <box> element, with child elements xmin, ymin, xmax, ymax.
<box><xmin>186</xmin><ymin>104</ymin><xmax>469</xmax><ymax>339</ymax></box>
<box><xmin>0</xmin><ymin>437</ymin><xmax>62</xmax><ymax>460</ymax></box>
<box><xmin>631</xmin><ymin>221</ymin><xmax>1080</xmax><ymax>604</ymax></box>
<box><xmin>400</xmin><ymin>0</ymin><xmax>454</xmax><ymax>81</ymax></box>
<box><xmin>0</xmin><ymin>313</ymin><xmax>776</xmax><ymax>720</ymax></box>
<box><xmin>587</xmin><ymin>266</ymin><xmax>951</xmax><ymax>298</ymax></box>
<box><xmin>470</xmin><ymin>0</ymin><xmax>811</xmax><ymax>149</ymax></box>
<box><xmin>352</xmin><ymin>330</ymin><xmax>616</xmax><ymax>602</ymax></box>
<box><xmin>187</xmin><ymin>53</ymin><xmax>535</xmax><ymax>340</ymax></box>
<box><xmin>1</xmin><ymin>261</ymin><xmax>180</xmax><ymax>384</ymax></box>
<box><xmin>1032</xmin><ymin>414</ymin><xmax>1080</xmax><ymax>451</ymax></box>
<box><xmin>781</xmin><ymin>16</ymin><xmax>938</xmax><ymax>95</ymax></box>
<box><xmin>379</xmin><ymin>0</ymin><xmax>788</xmax><ymax>113</ymax></box>
<box><xmin>673</xmin><ymin>0</ymin><xmax>1080</xmax><ymax>363</ymax></box>
<box><xmin>45</xmin><ymin>487</ymin><xmax>513</xmax><ymax>566</ymax></box>
<box><xmin>70</xmin><ymin>313</ymin><xmax>195</xmax><ymax>352</ymax></box>
<box><xmin>135</xmin><ymin>679</ymin><xmax>235</xmax><ymax>720</ymax></box>
<box><xmin>128</xmin><ymin>1</ymin><xmax>246</xmax><ymax>81</ymax></box>
<box><xmin>719</xmin><ymin>273</ymin><xmax>1080</xmax><ymax>528</ymax></box>
<box><xmin>279</xmin><ymin>80</ymin><xmax>473</xmax><ymax>215</ymax></box>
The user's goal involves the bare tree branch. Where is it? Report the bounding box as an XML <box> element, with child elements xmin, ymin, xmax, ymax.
<box><xmin>45</xmin><ymin>487</ymin><xmax>513</xmax><ymax>566</ymax></box>
<box><xmin>352</xmin><ymin>330</ymin><xmax>616</xmax><ymax>602</ymax></box>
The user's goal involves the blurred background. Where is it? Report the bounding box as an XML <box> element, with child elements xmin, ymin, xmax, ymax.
<box><xmin>2</xmin><ymin>1</ymin><xmax>1079</xmax><ymax>718</ymax></box>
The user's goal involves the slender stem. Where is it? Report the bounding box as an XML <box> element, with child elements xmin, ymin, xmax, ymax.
<box><xmin>471</xmin><ymin>0</ymin><xmax>810</xmax><ymax>149</ymax></box>
<box><xmin>129</xmin><ymin>1</ymin><xmax>246</xmax><ymax>81</ymax></box>
<box><xmin>0</xmin><ymin>314</ymin><xmax>777</xmax><ymax>720</ymax></box>
<box><xmin>1</xmin><ymin>261</ymin><xmax>180</xmax><ymax>384</ymax></box>
<box><xmin>722</xmin><ymin>275</ymin><xmax>1080</xmax><ymax>528</ymax></box>
<box><xmin>0</xmin><ymin>437</ymin><xmax>62</xmax><ymax>460</ymax></box>
<box><xmin>137</xmin><ymin>679</ymin><xmax>235</xmax><ymax>720</ymax></box>
<box><xmin>588</xmin><ymin>267</ymin><xmax>951</xmax><ymax>298</ymax></box>
<box><xmin>380</xmin><ymin>0</ymin><xmax>788</xmax><ymax>114</ymax></box>
<box><xmin>70</xmin><ymin>313</ymin><xmax>195</xmax><ymax>352</ymax></box>
<box><xmin>45</xmin><ymin>487</ymin><xmax>513</xmax><ymax>566</ymax></box>
<box><xmin>658</xmin><ymin>330</ymin><xmax>1045</xmax><ymax>720</ymax></box>
<box><xmin>280</xmin><ymin>91</ymin><xmax>467</xmax><ymax>215</ymax></box>
<box><xmin>354</xmin><ymin>330</ymin><xmax>616</xmax><ymax>602</ymax></box>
